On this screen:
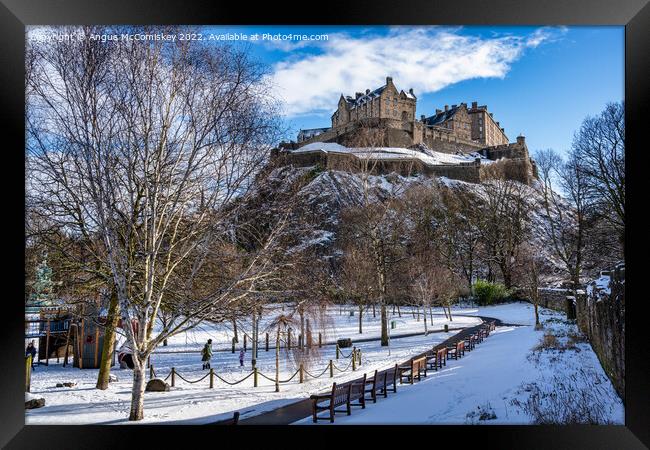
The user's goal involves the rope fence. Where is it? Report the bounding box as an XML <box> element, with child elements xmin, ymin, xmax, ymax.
<box><xmin>147</xmin><ymin>347</ymin><xmax>363</xmax><ymax>391</ymax></box>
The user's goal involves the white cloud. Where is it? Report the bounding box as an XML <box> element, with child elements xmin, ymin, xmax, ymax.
<box><xmin>267</xmin><ymin>27</ymin><xmax>566</xmax><ymax>117</ymax></box>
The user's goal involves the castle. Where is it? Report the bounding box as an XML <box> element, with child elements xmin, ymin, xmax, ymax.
<box><xmin>277</xmin><ymin>76</ymin><xmax>537</xmax><ymax>184</ymax></box>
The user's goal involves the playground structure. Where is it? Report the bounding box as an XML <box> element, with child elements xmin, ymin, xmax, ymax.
<box><xmin>24</xmin><ymin>302</ymin><xmax>116</xmax><ymax>369</ymax></box>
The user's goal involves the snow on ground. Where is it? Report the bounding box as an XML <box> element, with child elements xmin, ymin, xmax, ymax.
<box><xmin>25</xmin><ymin>305</ymin><xmax>479</xmax><ymax>425</ymax></box>
<box><xmin>294</xmin><ymin>302</ymin><xmax>624</xmax><ymax>425</ymax></box>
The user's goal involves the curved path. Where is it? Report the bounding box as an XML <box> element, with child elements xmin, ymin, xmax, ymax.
<box><xmin>209</xmin><ymin>315</ymin><xmax>514</xmax><ymax>425</ymax></box>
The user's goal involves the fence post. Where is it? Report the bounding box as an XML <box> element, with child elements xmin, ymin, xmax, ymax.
<box><xmin>357</xmin><ymin>349</ymin><xmax>362</xmax><ymax>366</ymax></box>
<box><xmin>254</xmin><ymin>368</ymin><xmax>258</xmax><ymax>388</ymax></box>
<box><xmin>352</xmin><ymin>348</ymin><xmax>356</xmax><ymax>371</ymax></box>
<box><xmin>25</xmin><ymin>355</ymin><xmax>32</xmax><ymax>392</ymax></box>
<box><xmin>149</xmin><ymin>364</ymin><xmax>154</xmax><ymax>380</ymax></box>
<box><xmin>336</xmin><ymin>345</ymin><xmax>340</xmax><ymax>359</ymax></box>
<box><xmin>232</xmin><ymin>337</ymin><xmax>235</xmax><ymax>354</ymax></box>
<box><xmin>329</xmin><ymin>360</ymin><xmax>333</xmax><ymax>378</ymax></box>
<box><xmin>299</xmin><ymin>363</ymin><xmax>304</xmax><ymax>383</ymax></box>
<box><xmin>318</xmin><ymin>333</ymin><xmax>322</xmax><ymax>348</ymax></box>
<box><xmin>210</xmin><ymin>368</ymin><xmax>214</xmax><ymax>389</ymax></box>
<box><xmin>265</xmin><ymin>333</ymin><xmax>269</xmax><ymax>352</ymax></box>
<box><xmin>171</xmin><ymin>367</ymin><xmax>176</xmax><ymax>387</ymax></box>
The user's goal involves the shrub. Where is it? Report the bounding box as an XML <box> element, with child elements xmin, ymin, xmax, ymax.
<box><xmin>472</xmin><ymin>279</ymin><xmax>510</xmax><ymax>305</ymax></box>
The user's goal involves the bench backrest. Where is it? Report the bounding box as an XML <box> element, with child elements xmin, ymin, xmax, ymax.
<box><xmin>385</xmin><ymin>364</ymin><xmax>398</xmax><ymax>384</ymax></box>
<box><xmin>349</xmin><ymin>374</ymin><xmax>366</xmax><ymax>400</ymax></box>
<box><xmin>457</xmin><ymin>341</ymin><xmax>465</xmax><ymax>351</ymax></box>
<box><xmin>332</xmin><ymin>383</ymin><xmax>350</xmax><ymax>407</ymax></box>
<box><xmin>413</xmin><ymin>356</ymin><xmax>426</xmax><ymax>371</ymax></box>
<box><xmin>437</xmin><ymin>348</ymin><xmax>446</xmax><ymax>360</ymax></box>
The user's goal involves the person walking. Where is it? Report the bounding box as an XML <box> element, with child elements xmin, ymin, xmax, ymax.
<box><xmin>238</xmin><ymin>348</ymin><xmax>245</xmax><ymax>368</ymax></box>
<box><xmin>25</xmin><ymin>340</ymin><xmax>37</xmax><ymax>369</ymax></box>
<box><xmin>202</xmin><ymin>339</ymin><xmax>213</xmax><ymax>370</ymax></box>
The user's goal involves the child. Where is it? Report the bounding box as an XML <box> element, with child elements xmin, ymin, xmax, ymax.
<box><xmin>202</xmin><ymin>339</ymin><xmax>213</xmax><ymax>370</ymax></box>
<box><xmin>239</xmin><ymin>349</ymin><xmax>245</xmax><ymax>368</ymax></box>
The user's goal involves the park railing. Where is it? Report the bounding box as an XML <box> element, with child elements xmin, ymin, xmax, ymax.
<box><xmin>149</xmin><ymin>345</ymin><xmax>363</xmax><ymax>392</ymax></box>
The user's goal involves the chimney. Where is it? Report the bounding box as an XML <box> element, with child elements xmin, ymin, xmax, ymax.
<box><xmin>355</xmin><ymin>92</ymin><xmax>363</xmax><ymax>99</ymax></box>
<box><xmin>386</xmin><ymin>76</ymin><xmax>393</xmax><ymax>84</ymax></box>
<box><xmin>436</xmin><ymin>109</ymin><xmax>442</xmax><ymax>114</ymax></box>
<box><xmin>444</xmin><ymin>105</ymin><xmax>449</xmax><ymax>112</ymax></box>
<box><xmin>451</xmin><ymin>104</ymin><xmax>457</xmax><ymax>109</ymax></box>
<box><xmin>496</xmin><ymin>121</ymin><xmax>500</xmax><ymax>127</ymax></box>
<box><xmin>471</xmin><ymin>101</ymin><xmax>478</xmax><ymax>109</ymax></box>
<box><xmin>489</xmin><ymin>112</ymin><xmax>494</xmax><ymax>118</ymax></box>
<box><xmin>461</xmin><ymin>102</ymin><xmax>467</xmax><ymax>108</ymax></box>
<box><xmin>366</xmin><ymin>89</ymin><xmax>370</xmax><ymax>95</ymax></box>
<box><xmin>409</xmin><ymin>88</ymin><xmax>414</xmax><ymax>95</ymax></box>
<box><xmin>421</xmin><ymin>115</ymin><xmax>426</xmax><ymax>121</ymax></box>
<box><xmin>517</xmin><ymin>135</ymin><xmax>526</xmax><ymax>145</ymax></box>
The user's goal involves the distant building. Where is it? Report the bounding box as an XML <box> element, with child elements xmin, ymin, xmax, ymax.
<box><xmin>296</xmin><ymin>76</ymin><xmax>510</xmax><ymax>151</ymax></box>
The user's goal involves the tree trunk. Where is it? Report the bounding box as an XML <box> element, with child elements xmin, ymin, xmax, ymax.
<box><xmin>300</xmin><ymin>310</ymin><xmax>305</xmax><ymax>351</ymax></box>
<box><xmin>128</xmin><ymin>359</ymin><xmax>146</xmax><ymax>421</ymax></box>
<box><xmin>534</xmin><ymin>302</ymin><xmax>540</xmax><ymax>326</ymax></box>
<box><xmin>447</xmin><ymin>304</ymin><xmax>453</xmax><ymax>322</ymax></box>
<box><xmin>372</xmin><ymin>303</ymin><xmax>376</xmax><ymax>318</ymax></box>
<box><xmin>251</xmin><ymin>311</ymin><xmax>258</xmax><ymax>368</ymax></box>
<box><xmin>397</xmin><ymin>305</ymin><xmax>402</xmax><ymax>318</ymax></box>
<box><xmin>232</xmin><ymin>319</ymin><xmax>239</xmax><ymax>343</ymax></box>
<box><xmin>380</xmin><ymin>304</ymin><xmax>388</xmax><ymax>346</ymax></box>
<box><xmin>275</xmin><ymin>327</ymin><xmax>280</xmax><ymax>393</ymax></box>
<box><xmin>358</xmin><ymin>305</ymin><xmax>363</xmax><ymax>334</ymax></box>
<box><xmin>423</xmin><ymin>304</ymin><xmax>428</xmax><ymax>333</ymax></box>
<box><xmin>96</xmin><ymin>288</ymin><xmax>120</xmax><ymax>390</ymax></box>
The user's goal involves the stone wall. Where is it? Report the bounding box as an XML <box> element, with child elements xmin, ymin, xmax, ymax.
<box><xmin>575</xmin><ymin>271</ymin><xmax>625</xmax><ymax>401</ymax></box>
<box><xmin>538</xmin><ymin>288</ymin><xmax>572</xmax><ymax>312</ymax></box>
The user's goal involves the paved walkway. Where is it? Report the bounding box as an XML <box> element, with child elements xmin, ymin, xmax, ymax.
<box><xmin>210</xmin><ymin>315</ymin><xmax>510</xmax><ymax>425</ymax></box>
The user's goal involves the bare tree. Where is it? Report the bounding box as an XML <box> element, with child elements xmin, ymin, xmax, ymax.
<box><xmin>26</xmin><ymin>26</ymin><xmax>282</xmax><ymax>420</ymax></box>
<box><xmin>571</xmin><ymin>102</ymin><xmax>625</xmax><ymax>247</ymax></box>
<box><xmin>476</xmin><ymin>178</ymin><xmax>532</xmax><ymax>289</ymax></box>
<box><xmin>534</xmin><ymin>148</ymin><xmax>587</xmax><ymax>293</ymax></box>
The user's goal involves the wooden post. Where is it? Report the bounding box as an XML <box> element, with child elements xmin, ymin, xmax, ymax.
<box><xmin>210</xmin><ymin>368</ymin><xmax>214</xmax><ymax>389</ymax></box>
<box><xmin>171</xmin><ymin>367</ymin><xmax>176</xmax><ymax>387</ymax></box>
<box><xmin>329</xmin><ymin>360</ymin><xmax>334</xmax><ymax>378</ymax></box>
<box><xmin>25</xmin><ymin>355</ymin><xmax>32</xmax><ymax>392</ymax></box>
<box><xmin>63</xmin><ymin>325</ymin><xmax>72</xmax><ymax>367</ymax></box>
<box><xmin>318</xmin><ymin>333</ymin><xmax>322</xmax><ymax>348</ymax></box>
<box><xmin>352</xmin><ymin>348</ymin><xmax>356</xmax><ymax>371</ymax></box>
<box><xmin>45</xmin><ymin>319</ymin><xmax>51</xmax><ymax>366</ymax></box>
<box><xmin>232</xmin><ymin>337</ymin><xmax>236</xmax><ymax>354</ymax></box>
<box><xmin>94</xmin><ymin>326</ymin><xmax>99</xmax><ymax>368</ymax></box>
<box><xmin>253</xmin><ymin>368</ymin><xmax>258</xmax><ymax>387</ymax></box>
<box><xmin>299</xmin><ymin>363</ymin><xmax>304</xmax><ymax>383</ymax></box>
<box><xmin>149</xmin><ymin>364</ymin><xmax>154</xmax><ymax>379</ymax></box>
<box><xmin>265</xmin><ymin>333</ymin><xmax>269</xmax><ymax>352</ymax></box>
<box><xmin>336</xmin><ymin>345</ymin><xmax>340</xmax><ymax>359</ymax></box>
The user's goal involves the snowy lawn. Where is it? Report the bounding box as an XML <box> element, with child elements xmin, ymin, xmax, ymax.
<box><xmin>25</xmin><ymin>305</ymin><xmax>479</xmax><ymax>424</ymax></box>
<box><xmin>294</xmin><ymin>302</ymin><xmax>624</xmax><ymax>425</ymax></box>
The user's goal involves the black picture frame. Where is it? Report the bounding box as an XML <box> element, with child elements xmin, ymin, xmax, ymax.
<box><xmin>1</xmin><ymin>1</ymin><xmax>648</xmax><ymax>448</ymax></box>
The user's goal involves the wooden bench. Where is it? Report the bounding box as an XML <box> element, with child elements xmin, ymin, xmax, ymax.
<box><xmin>446</xmin><ymin>341</ymin><xmax>464</xmax><ymax>360</ymax></box>
<box><xmin>311</xmin><ymin>382</ymin><xmax>352</xmax><ymax>423</ymax></box>
<box><xmin>364</xmin><ymin>370</ymin><xmax>379</xmax><ymax>403</ymax></box>
<box><xmin>377</xmin><ymin>364</ymin><xmax>398</xmax><ymax>397</ymax></box>
<box><xmin>399</xmin><ymin>356</ymin><xmax>427</xmax><ymax>384</ymax></box>
<box><xmin>349</xmin><ymin>374</ymin><xmax>366</xmax><ymax>410</ymax></box>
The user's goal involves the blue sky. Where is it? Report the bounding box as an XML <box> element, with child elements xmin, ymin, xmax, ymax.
<box><xmin>203</xmin><ymin>26</ymin><xmax>623</xmax><ymax>155</ymax></box>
